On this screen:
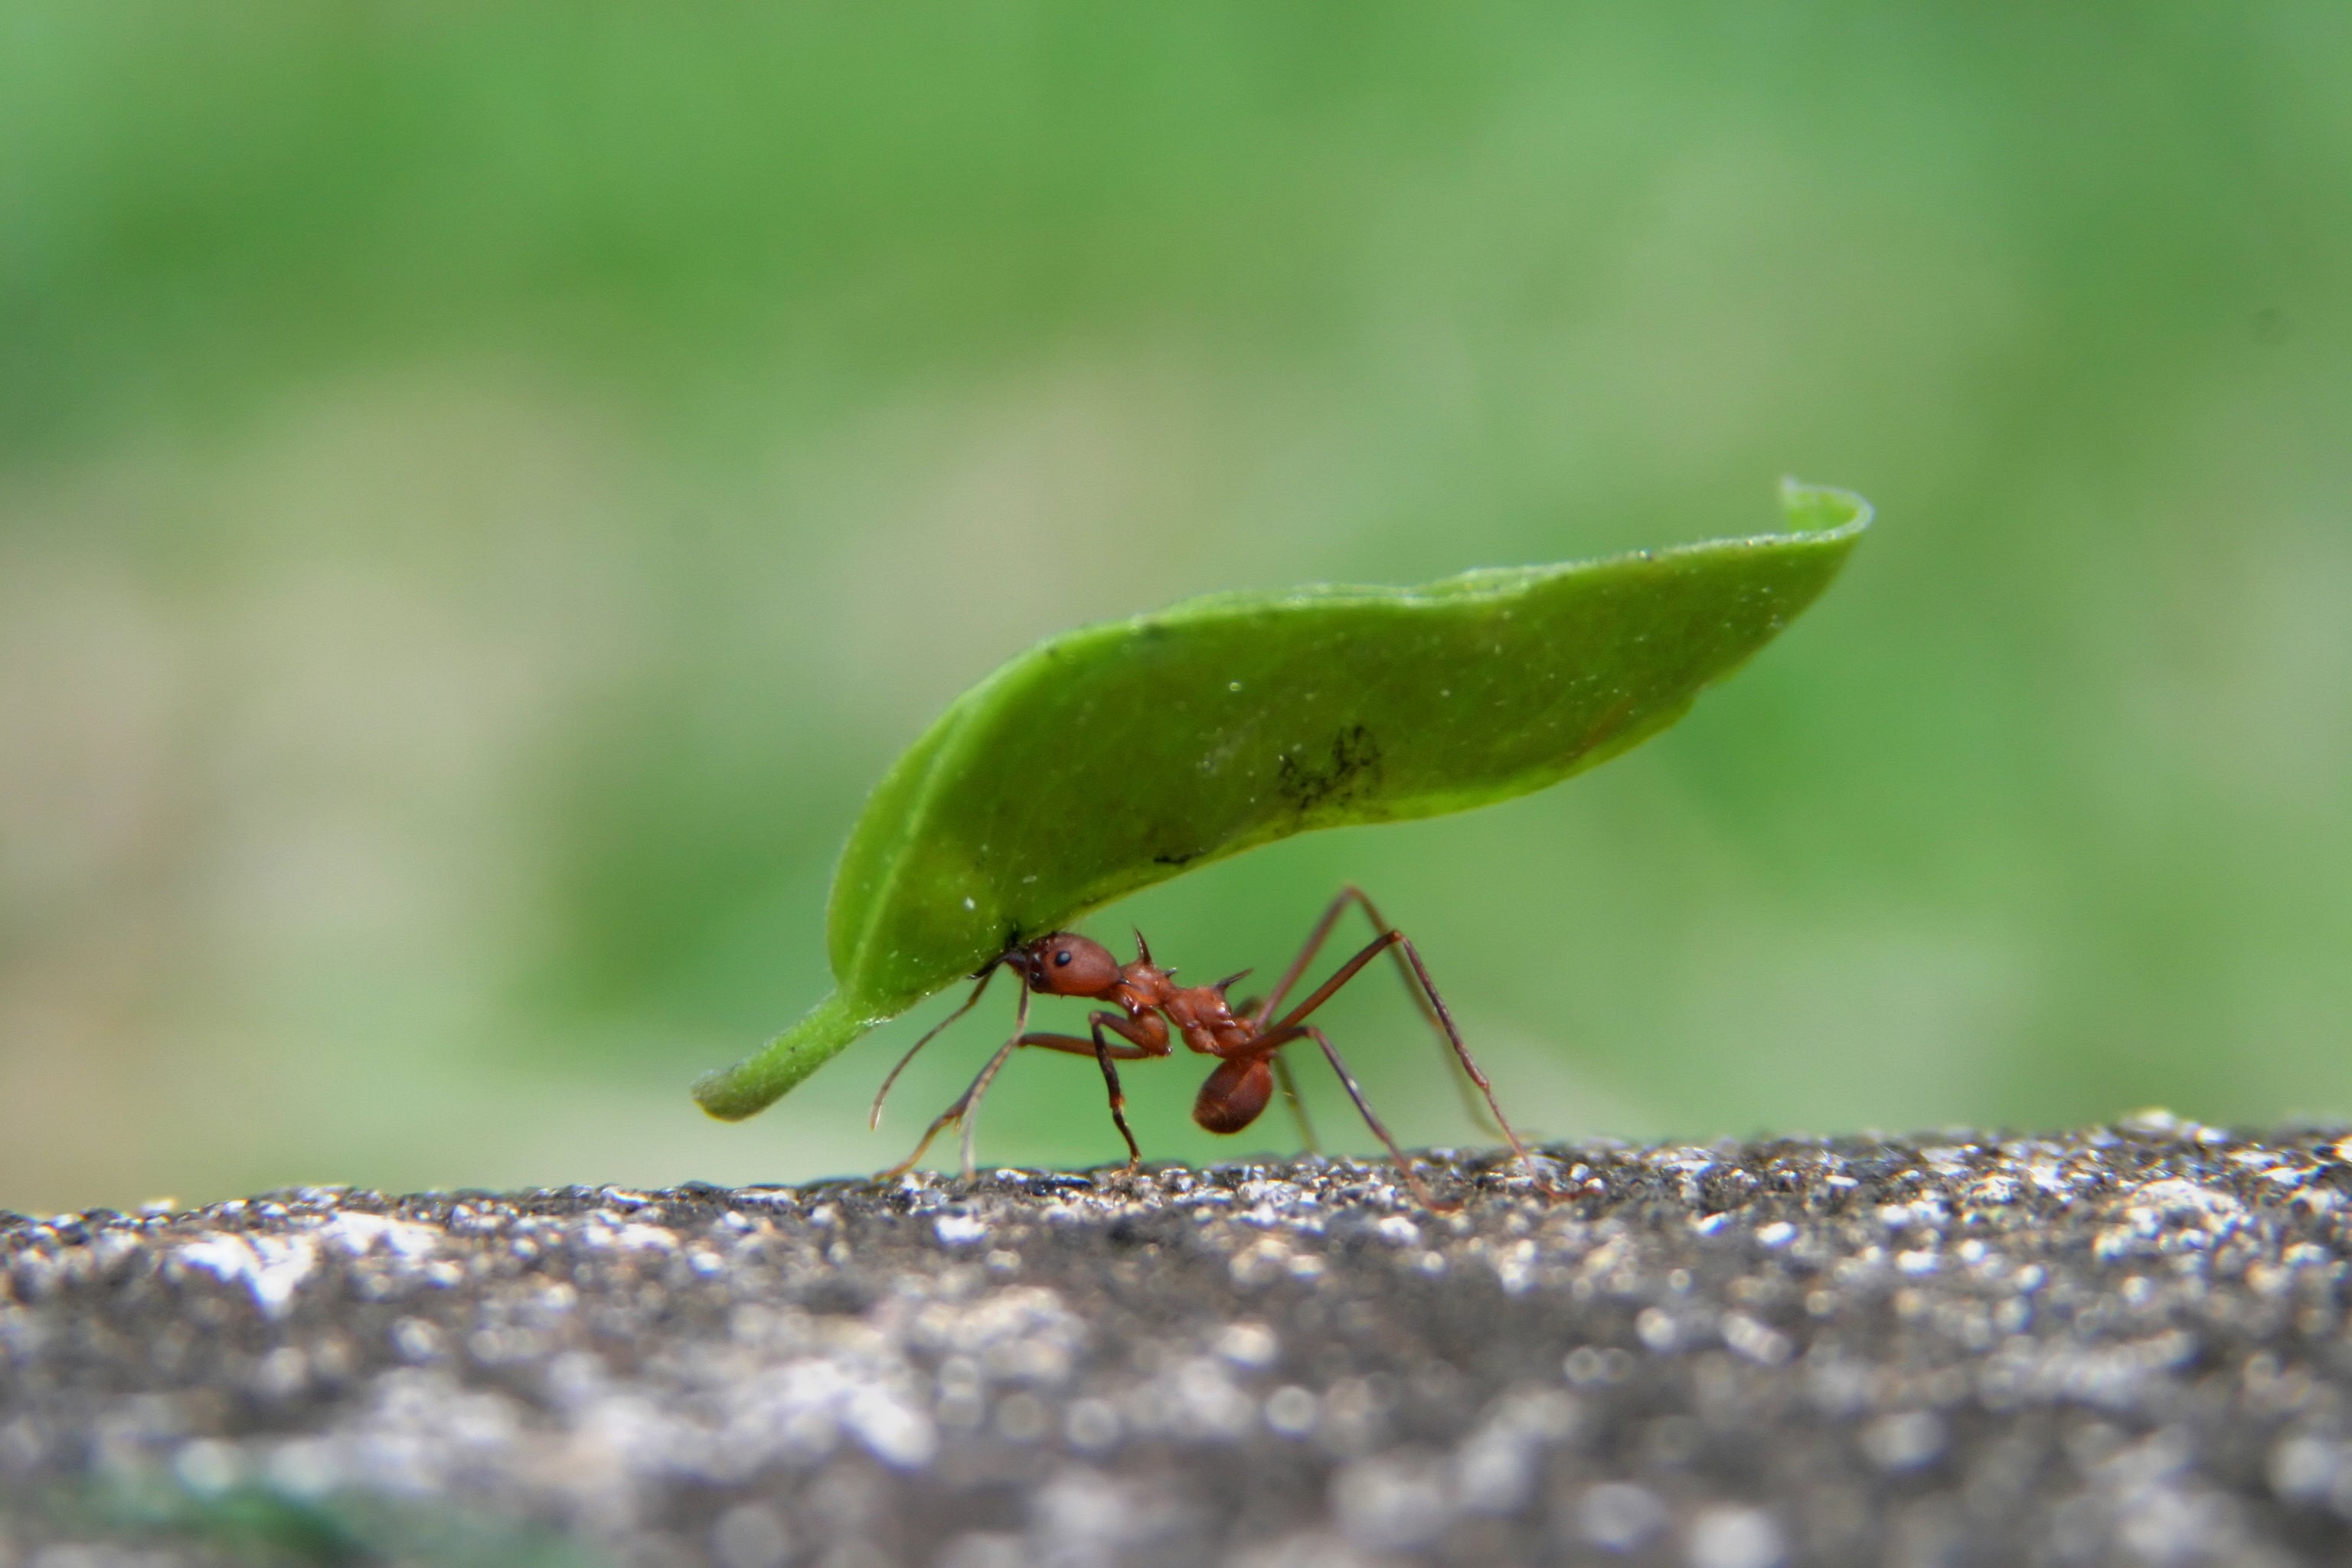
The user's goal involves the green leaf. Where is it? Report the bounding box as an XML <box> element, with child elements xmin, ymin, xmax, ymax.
<box><xmin>695</xmin><ymin>479</ymin><xmax>1870</xmax><ymax>1120</ymax></box>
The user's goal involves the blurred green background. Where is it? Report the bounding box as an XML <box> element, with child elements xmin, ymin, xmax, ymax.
<box><xmin>5</xmin><ymin>6</ymin><xmax>2349</xmax><ymax>1215</ymax></box>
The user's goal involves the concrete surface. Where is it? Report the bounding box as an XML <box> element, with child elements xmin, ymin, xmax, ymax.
<box><xmin>6</xmin><ymin>1117</ymin><xmax>2352</xmax><ymax>1566</ymax></box>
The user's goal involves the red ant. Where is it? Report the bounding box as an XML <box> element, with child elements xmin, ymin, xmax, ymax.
<box><xmin>871</xmin><ymin>887</ymin><xmax>1544</xmax><ymax>1208</ymax></box>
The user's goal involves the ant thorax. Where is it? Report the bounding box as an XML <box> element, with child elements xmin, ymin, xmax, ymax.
<box><xmin>1155</xmin><ymin>980</ymin><xmax>1252</xmax><ymax>1055</ymax></box>
<box><xmin>1109</xmin><ymin>961</ymin><xmax>1175</xmax><ymax>1012</ymax></box>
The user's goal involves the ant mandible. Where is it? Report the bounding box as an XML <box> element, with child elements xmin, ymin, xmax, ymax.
<box><xmin>871</xmin><ymin>887</ymin><xmax>1544</xmax><ymax>1208</ymax></box>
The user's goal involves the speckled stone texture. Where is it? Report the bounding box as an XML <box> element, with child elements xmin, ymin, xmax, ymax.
<box><xmin>6</xmin><ymin>1119</ymin><xmax>2352</xmax><ymax>1566</ymax></box>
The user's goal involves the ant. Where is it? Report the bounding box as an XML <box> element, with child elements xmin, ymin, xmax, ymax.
<box><xmin>871</xmin><ymin>887</ymin><xmax>1544</xmax><ymax>1208</ymax></box>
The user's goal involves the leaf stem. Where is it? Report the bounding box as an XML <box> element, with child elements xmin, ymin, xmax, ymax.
<box><xmin>693</xmin><ymin>991</ymin><xmax>876</xmax><ymax>1121</ymax></box>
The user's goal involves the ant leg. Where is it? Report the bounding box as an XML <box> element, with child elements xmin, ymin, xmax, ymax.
<box><xmin>1251</xmin><ymin>887</ymin><xmax>1426</xmax><ymax>1030</ymax></box>
<box><xmin>880</xmin><ymin>987</ymin><xmax>1029</xmax><ymax>1181</ymax></box>
<box><xmin>1010</xmin><ymin>1033</ymin><xmax>1155</xmax><ymax>1063</ymax></box>
<box><xmin>871</xmin><ymin>965</ymin><xmax>1000</xmax><ymax>1131</ymax></box>
<box><xmin>1270</xmin><ymin>928</ymin><xmax>1547</xmax><ymax>1192</ymax></box>
<box><xmin>1088</xmin><ymin>1018</ymin><xmax>1145</xmax><ymax>1168</ymax></box>
<box><xmin>1264</xmin><ymin>929</ymin><xmax>1399</xmax><ymax>1032</ymax></box>
<box><xmin>1250</xmin><ymin>888</ymin><xmax>1360</xmax><ymax>1027</ymax></box>
<box><xmin>998</xmin><ymin>1026</ymin><xmax>1158</xmax><ymax>1167</ymax></box>
<box><xmin>1252</xmin><ymin>888</ymin><xmax>1498</xmax><ymax>1138</ymax></box>
<box><xmin>955</xmin><ymin>995</ymin><xmax>1161</xmax><ymax>1175</ymax></box>
<box><xmin>1270</xmin><ymin>1054</ymin><xmax>1319</xmax><ymax>1152</ymax></box>
<box><xmin>956</xmin><ymin>1029</ymin><xmax>1022</xmax><ymax>1179</ymax></box>
<box><xmin>1382</xmin><ymin>931</ymin><xmax>1547</xmax><ymax>1183</ymax></box>
<box><xmin>1288</xmin><ymin>1025</ymin><xmax>1453</xmax><ymax>1212</ymax></box>
<box><xmin>1086</xmin><ymin>1007</ymin><xmax>1166</xmax><ymax>1168</ymax></box>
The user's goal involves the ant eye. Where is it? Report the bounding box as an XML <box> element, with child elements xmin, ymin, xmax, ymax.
<box><xmin>1054</xmin><ymin>950</ymin><xmax>1073</xmax><ymax>967</ymax></box>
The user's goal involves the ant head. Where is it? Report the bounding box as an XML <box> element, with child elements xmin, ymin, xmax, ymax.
<box><xmin>1006</xmin><ymin>933</ymin><xmax>1122</xmax><ymax>997</ymax></box>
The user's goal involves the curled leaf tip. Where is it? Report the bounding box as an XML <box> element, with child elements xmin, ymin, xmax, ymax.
<box><xmin>1774</xmin><ymin>477</ymin><xmax>1873</xmax><ymax>537</ymax></box>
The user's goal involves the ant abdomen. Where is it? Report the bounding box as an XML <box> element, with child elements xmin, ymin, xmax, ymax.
<box><xmin>1193</xmin><ymin>1056</ymin><xmax>1274</xmax><ymax>1135</ymax></box>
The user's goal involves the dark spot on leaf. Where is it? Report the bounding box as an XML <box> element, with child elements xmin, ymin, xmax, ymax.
<box><xmin>1276</xmin><ymin>725</ymin><xmax>1383</xmax><ymax>813</ymax></box>
<box><xmin>1152</xmin><ymin>849</ymin><xmax>1200</xmax><ymax>867</ymax></box>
